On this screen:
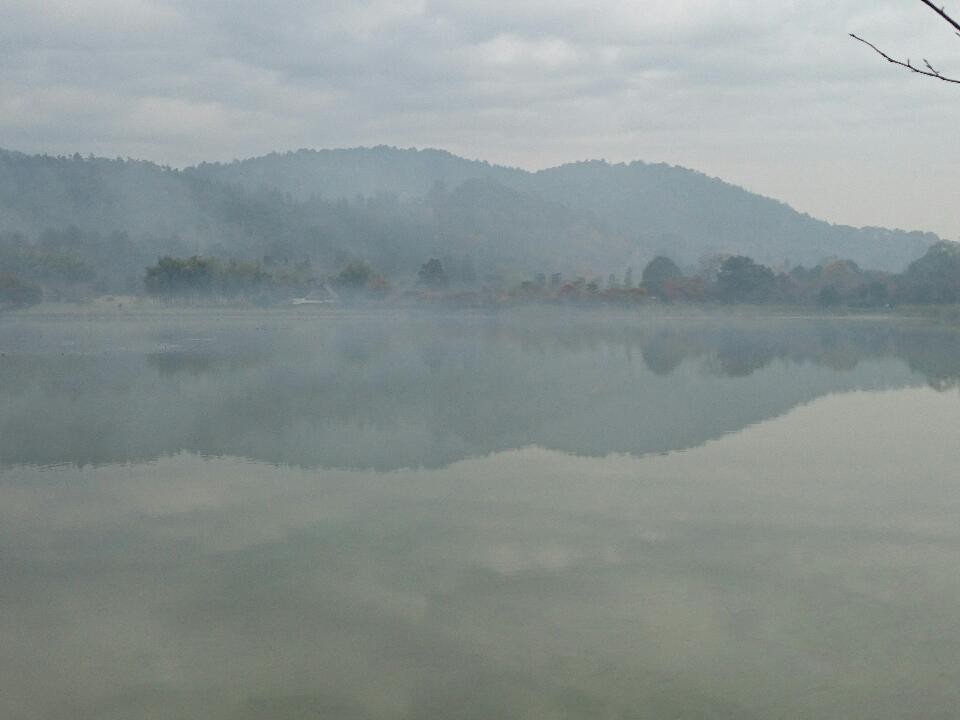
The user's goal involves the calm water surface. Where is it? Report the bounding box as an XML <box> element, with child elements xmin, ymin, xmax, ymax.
<box><xmin>1</xmin><ymin>311</ymin><xmax>959</xmax><ymax>719</ymax></box>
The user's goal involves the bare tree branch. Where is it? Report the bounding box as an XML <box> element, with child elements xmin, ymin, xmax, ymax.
<box><xmin>850</xmin><ymin>33</ymin><xmax>960</xmax><ymax>83</ymax></box>
<box><xmin>852</xmin><ymin>1</ymin><xmax>960</xmax><ymax>84</ymax></box>
<box><xmin>919</xmin><ymin>0</ymin><xmax>960</xmax><ymax>35</ymax></box>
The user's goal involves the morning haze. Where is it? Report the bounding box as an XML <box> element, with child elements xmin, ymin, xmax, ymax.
<box><xmin>2</xmin><ymin>1</ymin><xmax>960</xmax><ymax>719</ymax></box>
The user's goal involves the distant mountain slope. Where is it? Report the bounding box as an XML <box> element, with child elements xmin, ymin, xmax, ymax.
<box><xmin>516</xmin><ymin>160</ymin><xmax>935</xmax><ymax>271</ymax></box>
<box><xmin>0</xmin><ymin>148</ymin><xmax>620</xmax><ymax>282</ymax></box>
<box><xmin>190</xmin><ymin>146</ymin><xmax>524</xmax><ymax>200</ymax></box>
<box><xmin>0</xmin><ymin>150</ymin><xmax>209</xmax><ymax>237</ymax></box>
<box><xmin>190</xmin><ymin>147</ymin><xmax>938</xmax><ymax>271</ymax></box>
<box><xmin>0</xmin><ymin>146</ymin><xmax>939</xmax><ymax>280</ymax></box>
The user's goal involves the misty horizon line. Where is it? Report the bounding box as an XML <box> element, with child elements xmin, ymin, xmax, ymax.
<box><xmin>4</xmin><ymin>142</ymin><xmax>942</xmax><ymax>239</ymax></box>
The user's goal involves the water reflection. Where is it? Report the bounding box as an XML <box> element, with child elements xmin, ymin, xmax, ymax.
<box><xmin>1</xmin><ymin>313</ymin><xmax>959</xmax><ymax>469</ymax></box>
<box><xmin>2</xmin><ymin>313</ymin><xmax>960</xmax><ymax>719</ymax></box>
<box><xmin>2</xmin><ymin>389</ymin><xmax>959</xmax><ymax>719</ymax></box>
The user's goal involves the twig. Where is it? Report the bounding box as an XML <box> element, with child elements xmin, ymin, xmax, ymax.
<box><xmin>850</xmin><ymin>32</ymin><xmax>960</xmax><ymax>84</ymax></box>
<box><xmin>851</xmin><ymin>0</ymin><xmax>960</xmax><ymax>84</ymax></box>
<box><xmin>919</xmin><ymin>0</ymin><xmax>960</xmax><ymax>35</ymax></box>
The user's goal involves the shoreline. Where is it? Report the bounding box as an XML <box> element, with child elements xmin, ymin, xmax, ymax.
<box><xmin>4</xmin><ymin>296</ymin><xmax>956</xmax><ymax>326</ymax></box>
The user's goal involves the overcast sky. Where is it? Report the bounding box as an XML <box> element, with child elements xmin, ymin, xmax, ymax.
<box><xmin>2</xmin><ymin>0</ymin><xmax>959</xmax><ymax>238</ymax></box>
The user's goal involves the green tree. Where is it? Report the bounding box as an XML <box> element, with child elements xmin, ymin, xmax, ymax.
<box><xmin>716</xmin><ymin>255</ymin><xmax>776</xmax><ymax>303</ymax></box>
<box><xmin>898</xmin><ymin>241</ymin><xmax>960</xmax><ymax>303</ymax></box>
<box><xmin>853</xmin><ymin>280</ymin><xmax>890</xmax><ymax>308</ymax></box>
<box><xmin>417</xmin><ymin>258</ymin><xmax>449</xmax><ymax>290</ymax></box>
<box><xmin>144</xmin><ymin>256</ymin><xmax>217</xmax><ymax>296</ymax></box>
<box><xmin>333</xmin><ymin>260</ymin><xmax>389</xmax><ymax>300</ymax></box>
<box><xmin>334</xmin><ymin>261</ymin><xmax>374</xmax><ymax>291</ymax></box>
<box><xmin>818</xmin><ymin>285</ymin><xmax>842</xmax><ymax>307</ymax></box>
<box><xmin>219</xmin><ymin>260</ymin><xmax>269</xmax><ymax>296</ymax></box>
<box><xmin>641</xmin><ymin>256</ymin><xmax>683</xmax><ymax>294</ymax></box>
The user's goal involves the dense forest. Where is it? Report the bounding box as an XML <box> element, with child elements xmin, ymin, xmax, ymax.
<box><xmin>0</xmin><ymin>146</ymin><xmax>950</xmax><ymax>308</ymax></box>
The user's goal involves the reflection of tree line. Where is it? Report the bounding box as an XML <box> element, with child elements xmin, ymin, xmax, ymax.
<box><xmin>481</xmin><ymin>317</ymin><xmax>960</xmax><ymax>387</ymax></box>
<box><xmin>630</xmin><ymin>321</ymin><xmax>960</xmax><ymax>388</ymax></box>
<box><xmin>473</xmin><ymin>317</ymin><xmax>960</xmax><ymax>388</ymax></box>
<box><xmin>638</xmin><ymin>324</ymin><xmax>872</xmax><ymax>377</ymax></box>
<box><xmin>1</xmin><ymin>318</ymin><xmax>958</xmax><ymax>469</ymax></box>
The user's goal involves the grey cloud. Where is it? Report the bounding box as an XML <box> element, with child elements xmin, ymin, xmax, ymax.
<box><xmin>1</xmin><ymin>1</ymin><xmax>959</xmax><ymax>237</ymax></box>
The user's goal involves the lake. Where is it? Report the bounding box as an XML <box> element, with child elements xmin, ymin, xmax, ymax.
<box><xmin>1</xmin><ymin>310</ymin><xmax>959</xmax><ymax>719</ymax></box>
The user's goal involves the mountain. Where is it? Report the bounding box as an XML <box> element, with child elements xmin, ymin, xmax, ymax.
<box><xmin>0</xmin><ymin>146</ymin><xmax>940</xmax><ymax>295</ymax></box>
<box><xmin>511</xmin><ymin>160</ymin><xmax>935</xmax><ymax>271</ymax></box>
<box><xmin>189</xmin><ymin>147</ymin><xmax>938</xmax><ymax>271</ymax></box>
<box><xmin>189</xmin><ymin>146</ymin><xmax>524</xmax><ymax>201</ymax></box>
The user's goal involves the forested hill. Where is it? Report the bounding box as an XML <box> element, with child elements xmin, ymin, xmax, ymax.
<box><xmin>0</xmin><ymin>148</ymin><xmax>620</xmax><ymax>286</ymax></box>
<box><xmin>189</xmin><ymin>146</ymin><xmax>526</xmax><ymax>202</ymax></box>
<box><xmin>515</xmin><ymin>161</ymin><xmax>936</xmax><ymax>271</ymax></box>
<box><xmin>191</xmin><ymin>147</ymin><xmax>936</xmax><ymax>271</ymax></box>
<box><xmin>0</xmin><ymin>147</ymin><xmax>939</xmax><ymax>290</ymax></box>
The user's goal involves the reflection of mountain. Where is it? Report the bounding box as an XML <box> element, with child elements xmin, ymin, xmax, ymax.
<box><xmin>0</xmin><ymin>315</ymin><xmax>956</xmax><ymax>470</ymax></box>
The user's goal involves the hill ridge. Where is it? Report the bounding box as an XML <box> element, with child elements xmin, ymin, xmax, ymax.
<box><xmin>0</xmin><ymin>145</ymin><xmax>940</xmax><ymax>277</ymax></box>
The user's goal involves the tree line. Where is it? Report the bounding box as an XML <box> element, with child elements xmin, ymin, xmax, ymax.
<box><xmin>4</xmin><ymin>234</ymin><xmax>960</xmax><ymax>311</ymax></box>
<box><xmin>417</xmin><ymin>242</ymin><xmax>960</xmax><ymax>309</ymax></box>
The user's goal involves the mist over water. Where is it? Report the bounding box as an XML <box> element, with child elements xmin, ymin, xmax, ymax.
<box><xmin>2</xmin><ymin>311</ymin><xmax>959</xmax><ymax>719</ymax></box>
